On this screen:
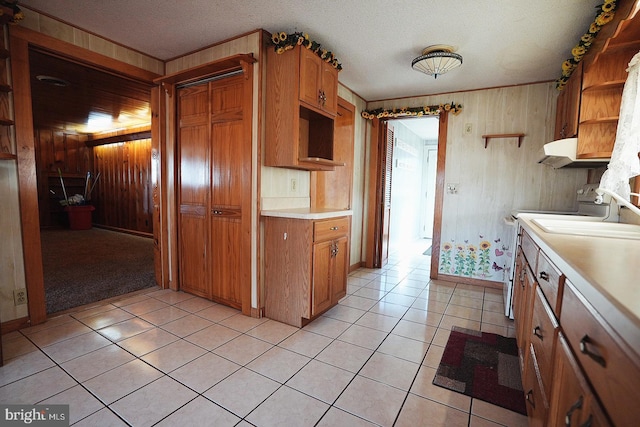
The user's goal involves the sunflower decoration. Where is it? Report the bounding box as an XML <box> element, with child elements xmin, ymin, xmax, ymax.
<box><xmin>269</xmin><ymin>31</ymin><xmax>342</xmax><ymax>71</ymax></box>
<box><xmin>556</xmin><ymin>1</ymin><xmax>618</xmax><ymax>90</ymax></box>
<box><xmin>361</xmin><ymin>103</ymin><xmax>463</xmax><ymax>120</ymax></box>
<box><xmin>0</xmin><ymin>0</ymin><xmax>24</xmax><ymax>23</ymax></box>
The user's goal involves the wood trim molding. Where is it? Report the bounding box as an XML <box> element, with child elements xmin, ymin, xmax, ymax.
<box><xmin>349</xmin><ymin>261</ymin><xmax>363</xmax><ymax>272</ymax></box>
<box><xmin>10</xmin><ymin>26</ymin><xmax>160</xmax><ymax>327</ymax></box>
<box><xmin>0</xmin><ymin>317</ymin><xmax>30</xmax><ymax>335</ymax></box>
<box><xmin>154</xmin><ymin>54</ymin><xmax>256</xmax><ymax>86</ymax></box>
<box><xmin>10</xmin><ymin>35</ymin><xmax>47</xmax><ymax>326</ymax></box>
<box><xmin>9</xmin><ymin>25</ymin><xmax>161</xmax><ymax>82</ymax></box>
<box><xmin>430</xmin><ymin>112</ymin><xmax>448</xmax><ymax>279</ymax></box>
<box><xmin>438</xmin><ymin>274</ymin><xmax>503</xmax><ymax>290</ymax></box>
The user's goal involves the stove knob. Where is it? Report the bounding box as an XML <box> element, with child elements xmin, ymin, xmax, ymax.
<box><xmin>577</xmin><ymin>189</ymin><xmax>584</xmax><ymax>195</ymax></box>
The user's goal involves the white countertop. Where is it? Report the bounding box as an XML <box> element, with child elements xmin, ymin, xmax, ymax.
<box><xmin>260</xmin><ymin>208</ymin><xmax>353</xmax><ymax>220</ymax></box>
<box><xmin>517</xmin><ymin>214</ymin><xmax>640</xmax><ymax>352</ymax></box>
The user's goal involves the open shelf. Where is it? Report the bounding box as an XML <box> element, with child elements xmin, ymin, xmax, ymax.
<box><xmin>482</xmin><ymin>133</ymin><xmax>525</xmax><ymax>149</ymax></box>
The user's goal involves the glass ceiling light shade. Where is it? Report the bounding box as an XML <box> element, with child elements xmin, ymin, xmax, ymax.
<box><xmin>412</xmin><ymin>45</ymin><xmax>462</xmax><ymax>79</ymax></box>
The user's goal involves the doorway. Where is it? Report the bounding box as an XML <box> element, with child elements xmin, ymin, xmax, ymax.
<box><xmin>387</xmin><ymin>118</ymin><xmax>439</xmax><ymax>262</ymax></box>
<box><xmin>30</xmin><ymin>49</ymin><xmax>156</xmax><ymax>314</ymax></box>
<box><xmin>365</xmin><ymin>112</ymin><xmax>448</xmax><ymax>278</ymax></box>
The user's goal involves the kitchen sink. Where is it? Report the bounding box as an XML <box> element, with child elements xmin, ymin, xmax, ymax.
<box><xmin>532</xmin><ymin>218</ymin><xmax>640</xmax><ymax>240</ymax></box>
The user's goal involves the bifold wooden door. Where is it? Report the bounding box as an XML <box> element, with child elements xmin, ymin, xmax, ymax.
<box><xmin>177</xmin><ymin>73</ymin><xmax>251</xmax><ymax>309</ymax></box>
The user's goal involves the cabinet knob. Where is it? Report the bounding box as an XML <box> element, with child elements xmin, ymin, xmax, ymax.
<box><xmin>579</xmin><ymin>335</ymin><xmax>606</xmax><ymax>367</ymax></box>
<box><xmin>539</xmin><ymin>271</ymin><xmax>549</xmax><ymax>281</ymax></box>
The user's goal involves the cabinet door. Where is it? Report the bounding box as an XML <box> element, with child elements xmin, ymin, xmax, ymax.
<box><xmin>331</xmin><ymin>235</ymin><xmax>348</xmax><ymax>304</ymax></box>
<box><xmin>554</xmin><ymin>62</ymin><xmax>582</xmax><ymax>140</ymax></box>
<box><xmin>312</xmin><ymin>239</ymin><xmax>333</xmax><ymax>316</ymax></box>
<box><xmin>299</xmin><ymin>48</ymin><xmax>322</xmax><ymax>108</ymax></box>
<box><xmin>321</xmin><ymin>63</ymin><xmax>338</xmax><ymax>115</ymax></box>
<box><xmin>523</xmin><ymin>345</ymin><xmax>548</xmax><ymax>427</ymax></box>
<box><xmin>549</xmin><ymin>334</ymin><xmax>612</xmax><ymax>427</ymax></box>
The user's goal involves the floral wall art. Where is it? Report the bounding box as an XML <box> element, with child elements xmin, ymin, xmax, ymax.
<box><xmin>439</xmin><ymin>237</ymin><xmax>512</xmax><ymax>281</ymax></box>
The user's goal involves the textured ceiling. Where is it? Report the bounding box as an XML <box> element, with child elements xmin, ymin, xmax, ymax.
<box><xmin>21</xmin><ymin>0</ymin><xmax>602</xmax><ymax>101</ymax></box>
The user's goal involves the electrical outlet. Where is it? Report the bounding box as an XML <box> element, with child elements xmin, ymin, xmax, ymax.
<box><xmin>290</xmin><ymin>178</ymin><xmax>297</xmax><ymax>192</ymax></box>
<box><xmin>14</xmin><ymin>288</ymin><xmax>27</xmax><ymax>306</ymax></box>
<box><xmin>464</xmin><ymin>123</ymin><xmax>473</xmax><ymax>135</ymax></box>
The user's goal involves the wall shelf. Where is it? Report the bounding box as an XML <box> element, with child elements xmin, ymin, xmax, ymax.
<box><xmin>482</xmin><ymin>133</ymin><xmax>525</xmax><ymax>149</ymax></box>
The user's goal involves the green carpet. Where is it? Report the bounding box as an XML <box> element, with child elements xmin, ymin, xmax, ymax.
<box><xmin>41</xmin><ymin>228</ymin><xmax>157</xmax><ymax>314</ymax></box>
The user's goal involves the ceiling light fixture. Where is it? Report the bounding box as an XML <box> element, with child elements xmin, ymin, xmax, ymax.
<box><xmin>412</xmin><ymin>45</ymin><xmax>462</xmax><ymax>79</ymax></box>
<box><xmin>35</xmin><ymin>75</ymin><xmax>70</xmax><ymax>87</ymax></box>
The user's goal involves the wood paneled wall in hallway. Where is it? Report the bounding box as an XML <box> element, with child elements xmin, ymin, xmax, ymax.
<box><xmin>34</xmin><ymin>129</ymin><xmax>91</xmax><ymax>227</ymax></box>
<box><xmin>93</xmin><ymin>139</ymin><xmax>153</xmax><ymax>234</ymax></box>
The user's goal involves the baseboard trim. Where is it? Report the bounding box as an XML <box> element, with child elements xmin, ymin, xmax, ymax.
<box><xmin>349</xmin><ymin>261</ymin><xmax>363</xmax><ymax>272</ymax></box>
<box><xmin>437</xmin><ymin>274</ymin><xmax>503</xmax><ymax>290</ymax></box>
<box><xmin>1</xmin><ymin>317</ymin><xmax>30</xmax><ymax>335</ymax></box>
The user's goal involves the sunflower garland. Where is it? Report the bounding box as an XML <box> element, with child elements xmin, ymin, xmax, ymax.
<box><xmin>360</xmin><ymin>103</ymin><xmax>463</xmax><ymax>120</ymax></box>
<box><xmin>270</xmin><ymin>31</ymin><xmax>343</xmax><ymax>71</ymax></box>
<box><xmin>0</xmin><ymin>0</ymin><xmax>24</xmax><ymax>24</ymax></box>
<box><xmin>556</xmin><ymin>0</ymin><xmax>617</xmax><ymax>90</ymax></box>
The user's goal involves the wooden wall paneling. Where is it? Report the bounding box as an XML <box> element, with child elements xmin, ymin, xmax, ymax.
<box><xmin>150</xmin><ymin>85</ymin><xmax>164</xmax><ymax>287</ymax></box>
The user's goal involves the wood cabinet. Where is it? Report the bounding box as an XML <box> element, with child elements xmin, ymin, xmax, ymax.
<box><xmin>264</xmin><ymin>215</ymin><xmax>350</xmax><ymax>327</ymax></box>
<box><xmin>176</xmin><ymin>73</ymin><xmax>252</xmax><ymax>310</ymax></box>
<box><xmin>514</xmin><ymin>224</ymin><xmax>639</xmax><ymax>426</ymax></box>
<box><xmin>553</xmin><ymin>5</ymin><xmax>640</xmax><ymax>159</ymax></box>
<box><xmin>299</xmin><ymin>47</ymin><xmax>338</xmax><ymax>116</ymax></box>
<box><xmin>265</xmin><ymin>44</ymin><xmax>342</xmax><ymax>171</ymax></box>
<box><xmin>554</xmin><ymin>61</ymin><xmax>582</xmax><ymax>141</ymax></box>
<box><xmin>549</xmin><ymin>333</ymin><xmax>612</xmax><ymax>427</ymax></box>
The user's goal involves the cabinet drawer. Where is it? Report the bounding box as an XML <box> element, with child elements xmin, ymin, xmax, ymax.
<box><xmin>520</xmin><ymin>230</ymin><xmax>538</xmax><ymax>272</ymax></box>
<box><xmin>523</xmin><ymin>344</ymin><xmax>548</xmax><ymax>427</ymax></box>
<box><xmin>536</xmin><ymin>251</ymin><xmax>564</xmax><ymax>316</ymax></box>
<box><xmin>313</xmin><ymin>217</ymin><xmax>349</xmax><ymax>242</ymax></box>
<box><xmin>561</xmin><ymin>281</ymin><xmax>640</xmax><ymax>427</ymax></box>
<box><xmin>530</xmin><ymin>286</ymin><xmax>558</xmax><ymax>400</ymax></box>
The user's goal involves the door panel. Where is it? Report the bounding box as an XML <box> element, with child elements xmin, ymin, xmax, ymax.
<box><xmin>312</xmin><ymin>240</ymin><xmax>332</xmax><ymax>316</ymax></box>
<box><xmin>210</xmin><ymin>216</ymin><xmax>242</xmax><ymax>307</ymax></box>
<box><xmin>331</xmin><ymin>235</ymin><xmax>349</xmax><ymax>303</ymax></box>
<box><xmin>177</xmin><ymin>83</ymin><xmax>210</xmax><ymax>297</ymax></box>
<box><xmin>211</xmin><ymin>121</ymin><xmax>243</xmax><ymax>208</ymax></box>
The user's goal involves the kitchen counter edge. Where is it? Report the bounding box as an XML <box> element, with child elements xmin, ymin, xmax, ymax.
<box><xmin>261</xmin><ymin>208</ymin><xmax>353</xmax><ymax>220</ymax></box>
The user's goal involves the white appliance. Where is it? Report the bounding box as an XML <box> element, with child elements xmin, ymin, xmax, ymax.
<box><xmin>502</xmin><ymin>184</ymin><xmax>617</xmax><ymax>319</ymax></box>
<box><xmin>537</xmin><ymin>138</ymin><xmax>609</xmax><ymax>169</ymax></box>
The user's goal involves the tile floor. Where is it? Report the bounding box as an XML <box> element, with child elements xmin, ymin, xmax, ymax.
<box><xmin>0</xmin><ymin>244</ymin><xmax>528</xmax><ymax>427</ymax></box>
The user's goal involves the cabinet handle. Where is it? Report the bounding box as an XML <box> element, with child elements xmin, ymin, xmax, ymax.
<box><xmin>533</xmin><ymin>325</ymin><xmax>543</xmax><ymax>340</ymax></box>
<box><xmin>579</xmin><ymin>335</ymin><xmax>606</xmax><ymax>367</ymax></box>
<box><xmin>564</xmin><ymin>396</ymin><xmax>583</xmax><ymax>427</ymax></box>
<box><xmin>330</xmin><ymin>226</ymin><xmax>339</xmax><ymax>230</ymax></box>
<box><xmin>525</xmin><ymin>390</ymin><xmax>535</xmax><ymax>408</ymax></box>
<box><xmin>318</xmin><ymin>89</ymin><xmax>326</xmax><ymax>106</ymax></box>
<box><xmin>579</xmin><ymin>415</ymin><xmax>593</xmax><ymax>427</ymax></box>
<box><xmin>539</xmin><ymin>271</ymin><xmax>549</xmax><ymax>281</ymax></box>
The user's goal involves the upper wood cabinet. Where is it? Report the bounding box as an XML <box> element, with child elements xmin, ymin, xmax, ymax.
<box><xmin>554</xmin><ymin>3</ymin><xmax>640</xmax><ymax>159</ymax></box>
<box><xmin>265</xmin><ymin>44</ymin><xmax>343</xmax><ymax>171</ymax></box>
<box><xmin>299</xmin><ymin>47</ymin><xmax>338</xmax><ymax>116</ymax></box>
<box><xmin>554</xmin><ymin>61</ymin><xmax>582</xmax><ymax>141</ymax></box>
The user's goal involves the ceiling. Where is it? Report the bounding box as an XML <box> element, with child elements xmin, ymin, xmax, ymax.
<box><xmin>29</xmin><ymin>50</ymin><xmax>152</xmax><ymax>133</ymax></box>
<box><xmin>21</xmin><ymin>0</ymin><xmax>604</xmax><ymax>102</ymax></box>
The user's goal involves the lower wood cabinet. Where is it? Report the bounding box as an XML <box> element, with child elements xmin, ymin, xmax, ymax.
<box><xmin>264</xmin><ymin>215</ymin><xmax>350</xmax><ymax>327</ymax></box>
<box><xmin>549</xmin><ymin>333</ymin><xmax>612</xmax><ymax>427</ymax></box>
<box><xmin>514</xmin><ymin>227</ymin><xmax>638</xmax><ymax>426</ymax></box>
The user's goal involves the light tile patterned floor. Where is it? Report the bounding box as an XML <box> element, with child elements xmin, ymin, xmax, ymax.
<box><xmin>0</xmin><ymin>244</ymin><xmax>528</xmax><ymax>426</ymax></box>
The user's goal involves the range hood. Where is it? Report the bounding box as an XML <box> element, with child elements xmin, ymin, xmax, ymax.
<box><xmin>537</xmin><ymin>138</ymin><xmax>609</xmax><ymax>169</ymax></box>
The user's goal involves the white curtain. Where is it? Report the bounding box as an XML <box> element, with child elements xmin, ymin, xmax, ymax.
<box><xmin>599</xmin><ymin>51</ymin><xmax>640</xmax><ymax>200</ymax></box>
